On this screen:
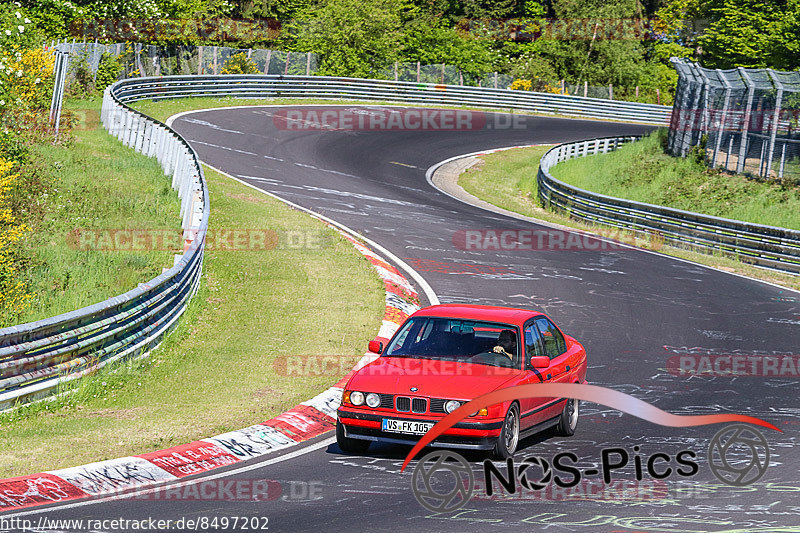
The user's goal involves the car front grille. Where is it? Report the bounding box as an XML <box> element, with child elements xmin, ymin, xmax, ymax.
<box><xmin>412</xmin><ymin>398</ymin><xmax>427</xmax><ymax>414</ymax></box>
<box><xmin>378</xmin><ymin>393</ymin><xmax>394</xmax><ymax>409</ymax></box>
<box><xmin>429</xmin><ymin>398</ymin><xmax>447</xmax><ymax>413</ymax></box>
<box><xmin>393</xmin><ymin>396</ymin><xmax>428</xmax><ymax>413</ymax></box>
<box><xmin>396</xmin><ymin>396</ymin><xmax>411</xmax><ymax>412</ymax></box>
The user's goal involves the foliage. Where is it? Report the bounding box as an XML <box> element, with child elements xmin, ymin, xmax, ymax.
<box><xmin>400</xmin><ymin>11</ymin><xmax>497</xmax><ymax>78</ymax></box>
<box><xmin>66</xmin><ymin>56</ymin><xmax>95</xmax><ymax>98</ymax></box>
<box><xmin>0</xmin><ymin>3</ymin><xmax>42</xmax><ymax>49</ymax></box>
<box><xmin>0</xmin><ymin>157</ymin><xmax>31</xmax><ymax>323</ymax></box>
<box><xmin>655</xmin><ymin>0</ymin><xmax>800</xmax><ymax>69</ymax></box>
<box><xmin>510</xmin><ymin>79</ymin><xmax>532</xmax><ymax>91</ymax></box>
<box><xmin>510</xmin><ymin>77</ymin><xmax>560</xmax><ymax>93</ymax></box>
<box><xmin>0</xmin><ymin>48</ymin><xmax>55</xmax><ymax>111</ymax></box>
<box><xmin>290</xmin><ymin>0</ymin><xmax>403</xmax><ymax>77</ymax></box>
<box><xmin>220</xmin><ymin>51</ymin><xmax>259</xmax><ymax>74</ymax></box>
<box><xmin>94</xmin><ymin>52</ymin><xmax>122</xmax><ymax>90</ymax></box>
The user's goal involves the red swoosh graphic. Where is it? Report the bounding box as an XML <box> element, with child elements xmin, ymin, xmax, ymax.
<box><xmin>400</xmin><ymin>383</ymin><xmax>780</xmax><ymax>472</ymax></box>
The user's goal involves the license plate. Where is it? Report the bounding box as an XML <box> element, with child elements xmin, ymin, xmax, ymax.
<box><xmin>381</xmin><ymin>418</ymin><xmax>434</xmax><ymax>435</ymax></box>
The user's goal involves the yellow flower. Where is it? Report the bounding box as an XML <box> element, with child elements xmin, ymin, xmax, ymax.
<box><xmin>0</xmin><ymin>157</ymin><xmax>31</xmax><ymax>318</ymax></box>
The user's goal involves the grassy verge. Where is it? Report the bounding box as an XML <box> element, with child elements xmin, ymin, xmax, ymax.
<box><xmin>459</xmin><ymin>143</ymin><xmax>800</xmax><ymax>292</ymax></box>
<box><xmin>550</xmin><ymin>130</ymin><xmax>800</xmax><ymax>231</ymax></box>
<box><xmin>7</xmin><ymin>97</ymin><xmax>181</xmax><ymax>326</ymax></box>
<box><xmin>0</xmin><ymin>165</ymin><xmax>384</xmax><ymax>477</ymax></box>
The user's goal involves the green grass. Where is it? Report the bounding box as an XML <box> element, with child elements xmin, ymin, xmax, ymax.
<box><xmin>7</xmin><ymin>97</ymin><xmax>181</xmax><ymax>326</ymax></box>
<box><xmin>0</xmin><ymin>166</ymin><xmax>384</xmax><ymax>477</ymax></box>
<box><xmin>459</xmin><ymin>145</ymin><xmax>552</xmax><ymax>218</ymax></box>
<box><xmin>458</xmin><ymin>139</ymin><xmax>800</xmax><ymax>292</ymax></box>
<box><xmin>550</xmin><ymin>130</ymin><xmax>800</xmax><ymax>231</ymax></box>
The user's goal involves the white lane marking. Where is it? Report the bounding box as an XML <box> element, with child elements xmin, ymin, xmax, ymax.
<box><xmin>389</xmin><ymin>161</ymin><xmax>420</xmax><ymax>169</ymax></box>
<box><xmin>200</xmin><ymin>163</ymin><xmax>440</xmax><ymax>306</ymax></box>
<box><xmin>1</xmin><ymin>437</ymin><xmax>336</xmax><ymax>518</ymax></box>
<box><xmin>181</xmin><ymin>118</ymin><xmax>245</xmax><ymax>135</ymax></box>
<box><xmin>425</xmin><ymin>149</ymin><xmax>800</xmax><ymax>296</ymax></box>
<box><xmin>184</xmin><ymin>138</ymin><xmax>258</xmax><ymax>156</ymax></box>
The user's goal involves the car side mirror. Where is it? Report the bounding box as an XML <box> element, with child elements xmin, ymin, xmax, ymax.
<box><xmin>530</xmin><ymin>356</ymin><xmax>549</xmax><ymax>369</ymax></box>
<box><xmin>368</xmin><ymin>339</ymin><xmax>384</xmax><ymax>354</ymax></box>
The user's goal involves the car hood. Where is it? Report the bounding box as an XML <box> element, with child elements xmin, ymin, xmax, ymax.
<box><xmin>345</xmin><ymin>357</ymin><xmax>520</xmax><ymax>400</ymax></box>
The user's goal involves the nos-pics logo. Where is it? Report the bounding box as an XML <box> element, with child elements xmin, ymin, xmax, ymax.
<box><xmin>411</xmin><ymin>424</ymin><xmax>770</xmax><ymax>513</ymax></box>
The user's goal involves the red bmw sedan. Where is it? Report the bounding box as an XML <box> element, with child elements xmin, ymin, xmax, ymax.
<box><xmin>336</xmin><ymin>304</ymin><xmax>588</xmax><ymax>459</ymax></box>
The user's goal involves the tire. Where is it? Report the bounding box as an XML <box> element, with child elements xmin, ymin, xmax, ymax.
<box><xmin>493</xmin><ymin>404</ymin><xmax>520</xmax><ymax>460</ymax></box>
<box><xmin>336</xmin><ymin>420</ymin><xmax>371</xmax><ymax>454</ymax></box>
<box><xmin>554</xmin><ymin>398</ymin><xmax>579</xmax><ymax>436</ymax></box>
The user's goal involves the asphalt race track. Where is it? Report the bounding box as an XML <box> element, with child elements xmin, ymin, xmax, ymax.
<box><xmin>15</xmin><ymin>107</ymin><xmax>800</xmax><ymax>532</ymax></box>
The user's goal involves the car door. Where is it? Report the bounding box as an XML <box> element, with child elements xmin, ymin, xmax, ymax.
<box><xmin>519</xmin><ymin>320</ymin><xmax>551</xmax><ymax>429</ymax></box>
<box><xmin>533</xmin><ymin>317</ymin><xmax>573</xmax><ymax>421</ymax></box>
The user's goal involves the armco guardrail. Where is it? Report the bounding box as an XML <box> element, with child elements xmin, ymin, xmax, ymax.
<box><xmin>111</xmin><ymin>74</ymin><xmax>671</xmax><ymax>125</ymax></box>
<box><xmin>0</xmin><ymin>81</ymin><xmax>208</xmax><ymax>410</ymax></box>
<box><xmin>537</xmin><ymin>137</ymin><xmax>800</xmax><ymax>273</ymax></box>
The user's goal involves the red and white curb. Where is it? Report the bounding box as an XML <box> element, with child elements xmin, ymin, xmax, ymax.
<box><xmin>0</xmin><ymin>231</ymin><xmax>420</xmax><ymax>511</ymax></box>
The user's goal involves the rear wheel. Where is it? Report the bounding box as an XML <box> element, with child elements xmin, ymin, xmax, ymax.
<box><xmin>493</xmin><ymin>404</ymin><xmax>520</xmax><ymax>460</ymax></box>
<box><xmin>554</xmin><ymin>398</ymin><xmax>579</xmax><ymax>436</ymax></box>
<box><xmin>336</xmin><ymin>420</ymin><xmax>371</xmax><ymax>454</ymax></box>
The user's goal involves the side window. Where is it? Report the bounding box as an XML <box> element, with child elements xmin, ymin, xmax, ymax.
<box><xmin>534</xmin><ymin>318</ymin><xmax>566</xmax><ymax>359</ymax></box>
<box><xmin>523</xmin><ymin>323</ymin><xmax>545</xmax><ymax>360</ymax></box>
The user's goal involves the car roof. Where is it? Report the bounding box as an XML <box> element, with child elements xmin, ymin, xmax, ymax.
<box><xmin>411</xmin><ymin>304</ymin><xmax>543</xmax><ymax>324</ymax></box>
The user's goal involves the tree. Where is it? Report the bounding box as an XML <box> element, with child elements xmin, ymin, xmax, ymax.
<box><xmin>656</xmin><ymin>0</ymin><xmax>800</xmax><ymax>69</ymax></box>
<box><xmin>289</xmin><ymin>0</ymin><xmax>404</xmax><ymax>77</ymax></box>
<box><xmin>528</xmin><ymin>0</ymin><xmax>654</xmax><ymax>87</ymax></box>
<box><xmin>234</xmin><ymin>0</ymin><xmax>311</xmax><ymax>20</ymax></box>
<box><xmin>401</xmin><ymin>10</ymin><xmax>497</xmax><ymax>77</ymax></box>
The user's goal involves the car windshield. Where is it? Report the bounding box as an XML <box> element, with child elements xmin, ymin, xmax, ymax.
<box><xmin>383</xmin><ymin>317</ymin><xmax>519</xmax><ymax>368</ymax></box>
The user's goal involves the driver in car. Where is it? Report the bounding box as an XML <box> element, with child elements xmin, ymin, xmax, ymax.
<box><xmin>492</xmin><ymin>329</ymin><xmax>517</xmax><ymax>361</ymax></box>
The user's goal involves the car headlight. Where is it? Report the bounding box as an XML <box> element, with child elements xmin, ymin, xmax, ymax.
<box><xmin>366</xmin><ymin>393</ymin><xmax>380</xmax><ymax>408</ymax></box>
<box><xmin>445</xmin><ymin>400</ymin><xmax>461</xmax><ymax>414</ymax></box>
<box><xmin>350</xmin><ymin>391</ymin><xmax>365</xmax><ymax>406</ymax></box>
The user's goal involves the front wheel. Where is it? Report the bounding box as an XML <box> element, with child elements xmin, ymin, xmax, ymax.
<box><xmin>493</xmin><ymin>404</ymin><xmax>520</xmax><ymax>460</ymax></box>
<box><xmin>554</xmin><ymin>398</ymin><xmax>579</xmax><ymax>436</ymax></box>
<box><xmin>336</xmin><ymin>420</ymin><xmax>371</xmax><ymax>454</ymax></box>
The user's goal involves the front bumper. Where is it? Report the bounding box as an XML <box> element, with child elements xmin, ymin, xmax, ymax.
<box><xmin>337</xmin><ymin>407</ymin><xmax>502</xmax><ymax>451</ymax></box>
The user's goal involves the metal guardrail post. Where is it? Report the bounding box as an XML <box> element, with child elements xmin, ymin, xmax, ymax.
<box><xmin>736</xmin><ymin>68</ymin><xmax>755</xmax><ymax>174</ymax></box>
<box><xmin>765</xmin><ymin>69</ymin><xmax>784</xmax><ymax>179</ymax></box>
<box><xmin>711</xmin><ymin>69</ymin><xmax>732</xmax><ymax>167</ymax></box>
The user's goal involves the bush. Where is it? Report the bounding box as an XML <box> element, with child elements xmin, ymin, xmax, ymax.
<box><xmin>221</xmin><ymin>52</ymin><xmax>259</xmax><ymax>75</ymax></box>
<box><xmin>0</xmin><ymin>47</ymin><xmax>55</xmax><ymax>111</ymax></box>
<box><xmin>510</xmin><ymin>79</ymin><xmax>532</xmax><ymax>91</ymax></box>
<box><xmin>95</xmin><ymin>52</ymin><xmax>122</xmax><ymax>91</ymax></box>
<box><xmin>67</xmin><ymin>57</ymin><xmax>95</xmax><ymax>98</ymax></box>
<box><xmin>0</xmin><ymin>157</ymin><xmax>31</xmax><ymax>323</ymax></box>
<box><xmin>509</xmin><ymin>77</ymin><xmax>560</xmax><ymax>94</ymax></box>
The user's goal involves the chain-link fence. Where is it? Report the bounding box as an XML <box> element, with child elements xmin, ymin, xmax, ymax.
<box><xmin>49</xmin><ymin>40</ymin><xmax>669</xmax><ymax>104</ymax></box>
<box><xmin>51</xmin><ymin>41</ymin><xmax>318</xmax><ymax>78</ymax></box>
<box><xmin>668</xmin><ymin>58</ymin><xmax>800</xmax><ymax>181</ymax></box>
